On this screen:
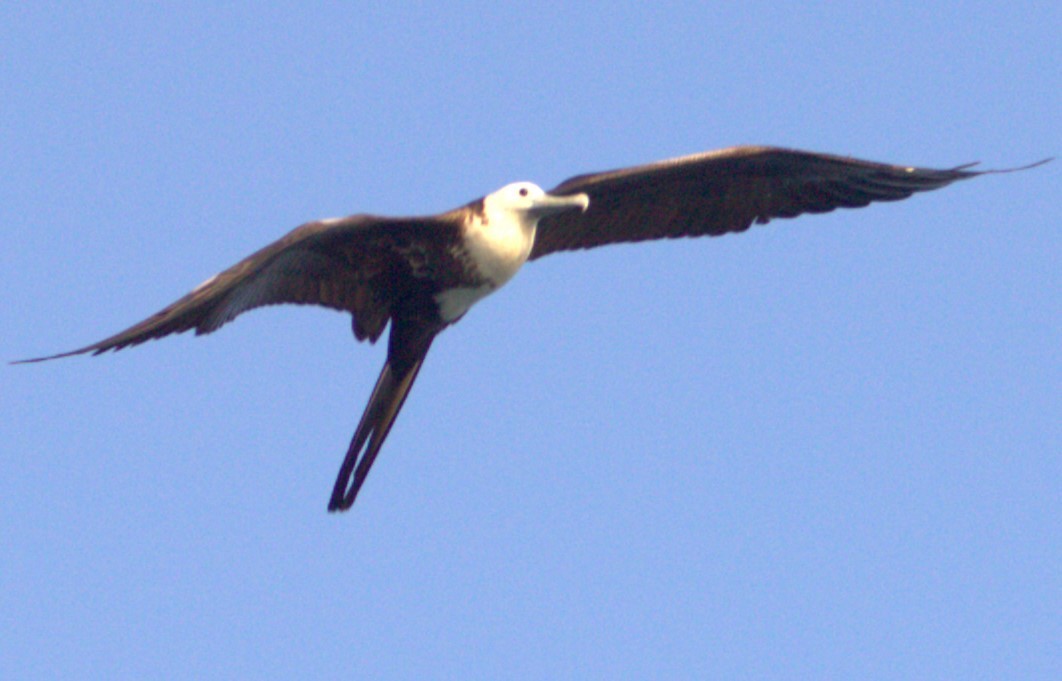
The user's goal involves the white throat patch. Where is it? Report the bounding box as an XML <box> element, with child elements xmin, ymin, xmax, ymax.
<box><xmin>433</xmin><ymin>208</ymin><xmax>537</xmax><ymax>322</ymax></box>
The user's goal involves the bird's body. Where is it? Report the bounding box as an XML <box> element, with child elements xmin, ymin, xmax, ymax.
<box><xmin>16</xmin><ymin>146</ymin><xmax>1048</xmax><ymax>511</ymax></box>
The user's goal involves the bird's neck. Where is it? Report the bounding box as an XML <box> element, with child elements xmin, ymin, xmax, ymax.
<box><xmin>461</xmin><ymin>210</ymin><xmax>536</xmax><ymax>289</ymax></box>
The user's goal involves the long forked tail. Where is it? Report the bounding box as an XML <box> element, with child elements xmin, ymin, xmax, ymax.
<box><xmin>328</xmin><ymin>340</ymin><xmax>433</xmax><ymax>512</ymax></box>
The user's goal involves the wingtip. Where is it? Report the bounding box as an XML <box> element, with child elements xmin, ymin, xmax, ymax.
<box><xmin>10</xmin><ymin>351</ymin><xmax>76</xmax><ymax>365</ymax></box>
<box><xmin>10</xmin><ymin>345</ymin><xmax>107</xmax><ymax>365</ymax></box>
<box><xmin>1021</xmin><ymin>157</ymin><xmax>1054</xmax><ymax>171</ymax></box>
<box><xmin>964</xmin><ymin>157</ymin><xmax>1054</xmax><ymax>175</ymax></box>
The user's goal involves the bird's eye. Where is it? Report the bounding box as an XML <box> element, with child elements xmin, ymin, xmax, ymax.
<box><xmin>518</xmin><ymin>187</ymin><xmax>529</xmax><ymax>197</ymax></box>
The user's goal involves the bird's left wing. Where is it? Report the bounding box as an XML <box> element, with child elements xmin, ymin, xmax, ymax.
<box><xmin>530</xmin><ymin>146</ymin><xmax>1049</xmax><ymax>259</ymax></box>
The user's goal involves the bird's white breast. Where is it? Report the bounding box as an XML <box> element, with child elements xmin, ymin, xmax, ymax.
<box><xmin>434</xmin><ymin>211</ymin><xmax>536</xmax><ymax>322</ymax></box>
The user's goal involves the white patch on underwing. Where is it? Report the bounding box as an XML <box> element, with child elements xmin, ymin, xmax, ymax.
<box><xmin>192</xmin><ymin>273</ymin><xmax>219</xmax><ymax>293</ymax></box>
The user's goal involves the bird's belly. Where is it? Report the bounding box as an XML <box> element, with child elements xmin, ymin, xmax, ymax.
<box><xmin>434</xmin><ymin>284</ymin><xmax>495</xmax><ymax>322</ymax></box>
<box><xmin>433</xmin><ymin>215</ymin><xmax>533</xmax><ymax>322</ymax></box>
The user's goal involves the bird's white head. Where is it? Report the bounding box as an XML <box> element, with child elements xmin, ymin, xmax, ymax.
<box><xmin>438</xmin><ymin>182</ymin><xmax>589</xmax><ymax>322</ymax></box>
<box><xmin>484</xmin><ymin>182</ymin><xmax>589</xmax><ymax>223</ymax></box>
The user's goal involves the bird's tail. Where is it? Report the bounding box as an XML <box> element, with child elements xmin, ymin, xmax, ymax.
<box><xmin>328</xmin><ymin>345</ymin><xmax>431</xmax><ymax>512</ymax></box>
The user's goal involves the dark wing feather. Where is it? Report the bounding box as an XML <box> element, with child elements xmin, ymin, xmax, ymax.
<box><xmin>17</xmin><ymin>213</ymin><xmax>464</xmax><ymax>362</ymax></box>
<box><xmin>530</xmin><ymin>146</ymin><xmax>1049</xmax><ymax>259</ymax></box>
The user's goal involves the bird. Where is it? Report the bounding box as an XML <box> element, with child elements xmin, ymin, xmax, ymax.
<box><xmin>15</xmin><ymin>146</ymin><xmax>1049</xmax><ymax>512</ymax></box>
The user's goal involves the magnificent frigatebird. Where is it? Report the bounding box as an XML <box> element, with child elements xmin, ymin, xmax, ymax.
<box><xmin>16</xmin><ymin>146</ymin><xmax>1048</xmax><ymax>512</ymax></box>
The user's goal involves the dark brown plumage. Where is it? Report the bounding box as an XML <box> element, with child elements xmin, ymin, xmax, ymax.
<box><xmin>532</xmin><ymin>146</ymin><xmax>1046</xmax><ymax>258</ymax></box>
<box><xmin>15</xmin><ymin>145</ymin><xmax>1049</xmax><ymax>512</ymax></box>
<box><xmin>19</xmin><ymin>213</ymin><xmax>470</xmax><ymax>360</ymax></box>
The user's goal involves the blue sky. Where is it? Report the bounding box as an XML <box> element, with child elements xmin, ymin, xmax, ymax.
<box><xmin>3</xmin><ymin>3</ymin><xmax>1058</xmax><ymax>679</ymax></box>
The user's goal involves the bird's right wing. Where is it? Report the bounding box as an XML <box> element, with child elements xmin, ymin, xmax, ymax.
<box><xmin>16</xmin><ymin>214</ymin><xmax>461</xmax><ymax>363</ymax></box>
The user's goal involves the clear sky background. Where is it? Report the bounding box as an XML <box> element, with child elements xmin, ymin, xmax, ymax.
<box><xmin>3</xmin><ymin>3</ymin><xmax>1058</xmax><ymax>679</ymax></box>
